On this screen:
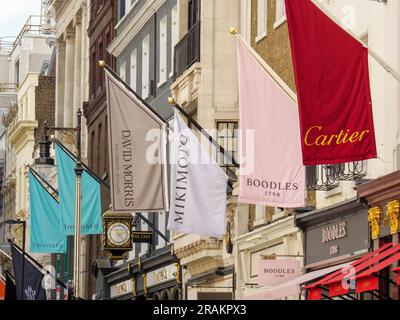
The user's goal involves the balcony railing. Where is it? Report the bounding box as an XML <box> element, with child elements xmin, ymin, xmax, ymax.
<box><xmin>306</xmin><ymin>161</ymin><xmax>367</xmax><ymax>191</ymax></box>
<box><xmin>174</xmin><ymin>21</ymin><xmax>200</xmax><ymax>78</ymax></box>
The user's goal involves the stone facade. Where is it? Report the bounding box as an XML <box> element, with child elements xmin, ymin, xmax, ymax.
<box><xmin>83</xmin><ymin>0</ymin><xmax>115</xmax><ymax>299</ymax></box>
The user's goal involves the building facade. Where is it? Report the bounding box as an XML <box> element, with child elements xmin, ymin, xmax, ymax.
<box><xmin>234</xmin><ymin>0</ymin><xmax>400</xmax><ymax>300</ymax></box>
<box><xmin>44</xmin><ymin>0</ymin><xmax>92</xmax><ymax>298</ymax></box>
<box><xmin>0</xmin><ymin>14</ymin><xmax>56</xmax><ymax>280</ymax></box>
<box><xmin>95</xmin><ymin>0</ymin><xmax>181</xmax><ymax>300</ymax></box>
<box><xmin>169</xmin><ymin>0</ymin><xmax>239</xmax><ymax>300</ymax></box>
<box><xmin>83</xmin><ymin>0</ymin><xmax>115</xmax><ymax>299</ymax></box>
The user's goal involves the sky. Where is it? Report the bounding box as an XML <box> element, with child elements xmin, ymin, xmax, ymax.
<box><xmin>0</xmin><ymin>0</ymin><xmax>42</xmax><ymax>39</ymax></box>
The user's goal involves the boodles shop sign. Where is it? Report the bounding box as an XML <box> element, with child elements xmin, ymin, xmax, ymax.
<box><xmin>258</xmin><ymin>259</ymin><xmax>301</xmax><ymax>287</ymax></box>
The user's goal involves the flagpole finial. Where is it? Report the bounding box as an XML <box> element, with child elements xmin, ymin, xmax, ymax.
<box><xmin>229</xmin><ymin>27</ymin><xmax>238</xmax><ymax>35</ymax></box>
<box><xmin>168</xmin><ymin>97</ymin><xmax>176</xmax><ymax>105</ymax></box>
<box><xmin>98</xmin><ymin>60</ymin><xmax>106</xmax><ymax>68</ymax></box>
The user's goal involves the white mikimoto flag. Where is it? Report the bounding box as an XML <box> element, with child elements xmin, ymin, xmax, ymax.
<box><xmin>167</xmin><ymin>110</ymin><xmax>228</xmax><ymax>238</ymax></box>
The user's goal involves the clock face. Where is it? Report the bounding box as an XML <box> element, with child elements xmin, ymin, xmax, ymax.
<box><xmin>107</xmin><ymin>222</ymin><xmax>130</xmax><ymax>247</ymax></box>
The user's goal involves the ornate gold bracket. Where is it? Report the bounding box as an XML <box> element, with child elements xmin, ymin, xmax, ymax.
<box><xmin>386</xmin><ymin>200</ymin><xmax>399</xmax><ymax>235</ymax></box>
<box><xmin>368</xmin><ymin>207</ymin><xmax>381</xmax><ymax>240</ymax></box>
<box><xmin>143</xmin><ymin>274</ymin><xmax>148</xmax><ymax>294</ymax></box>
<box><xmin>175</xmin><ymin>263</ymin><xmax>181</xmax><ymax>284</ymax></box>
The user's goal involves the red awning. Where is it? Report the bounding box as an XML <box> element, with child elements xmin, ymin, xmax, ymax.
<box><xmin>326</xmin><ymin>243</ymin><xmax>400</xmax><ymax>297</ymax></box>
<box><xmin>304</xmin><ymin>243</ymin><xmax>399</xmax><ymax>299</ymax></box>
<box><xmin>392</xmin><ymin>267</ymin><xmax>400</xmax><ymax>286</ymax></box>
<box><xmin>355</xmin><ymin>252</ymin><xmax>400</xmax><ymax>293</ymax></box>
<box><xmin>305</xmin><ymin>243</ymin><xmax>391</xmax><ymax>291</ymax></box>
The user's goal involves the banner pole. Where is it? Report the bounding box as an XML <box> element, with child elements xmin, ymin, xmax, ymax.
<box><xmin>72</xmin><ymin>109</ymin><xmax>83</xmax><ymax>299</ymax></box>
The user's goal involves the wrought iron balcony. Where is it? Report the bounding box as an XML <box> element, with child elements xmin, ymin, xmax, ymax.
<box><xmin>174</xmin><ymin>21</ymin><xmax>201</xmax><ymax>78</ymax></box>
<box><xmin>306</xmin><ymin>161</ymin><xmax>367</xmax><ymax>191</ymax></box>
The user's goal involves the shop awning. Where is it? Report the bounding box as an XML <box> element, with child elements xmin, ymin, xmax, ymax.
<box><xmin>391</xmin><ymin>267</ymin><xmax>400</xmax><ymax>286</ymax></box>
<box><xmin>355</xmin><ymin>252</ymin><xmax>400</xmax><ymax>294</ymax></box>
<box><xmin>325</xmin><ymin>243</ymin><xmax>400</xmax><ymax>297</ymax></box>
<box><xmin>304</xmin><ymin>243</ymin><xmax>393</xmax><ymax>300</ymax></box>
<box><xmin>304</xmin><ymin>242</ymin><xmax>400</xmax><ymax>299</ymax></box>
<box><xmin>244</xmin><ymin>262</ymin><xmax>350</xmax><ymax>300</ymax></box>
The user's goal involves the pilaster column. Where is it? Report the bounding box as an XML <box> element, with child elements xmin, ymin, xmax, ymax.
<box><xmin>55</xmin><ymin>39</ymin><xmax>66</xmax><ymax>127</ymax></box>
<box><xmin>81</xmin><ymin>3</ymin><xmax>89</xmax><ymax>103</ymax></box>
<box><xmin>73</xmin><ymin>14</ymin><xmax>82</xmax><ymax>127</ymax></box>
<box><xmin>63</xmin><ymin>27</ymin><xmax>75</xmax><ymax>128</ymax></box>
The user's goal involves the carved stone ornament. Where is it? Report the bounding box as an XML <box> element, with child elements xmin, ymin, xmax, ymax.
<box><xmin>386</xmin><ymin>200</ymin><xmax>399</xmax><ymax>235</ymax></box>
<box><xmin>368</xmin><ymin>207</ymin><xmax>381</xmax><ymax>240</ymax></box>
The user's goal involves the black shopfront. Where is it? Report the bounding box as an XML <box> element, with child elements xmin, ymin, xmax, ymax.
<box><xmin>296</xmin><ymin>199</ymin><xmax>370</xmax><ymax>271</ymax></box>
<box><xmin>93</xmin><ymin>244</ymin><xmax>182</xmax><ymax>300</ymax></box>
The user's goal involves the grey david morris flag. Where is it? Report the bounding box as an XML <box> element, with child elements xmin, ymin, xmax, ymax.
<box><xmin>105</xmin><ymin>68</ymin><xmax>168</xmax><ymax>212</ymax></box>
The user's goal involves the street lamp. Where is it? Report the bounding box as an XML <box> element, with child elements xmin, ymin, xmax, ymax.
<box><xmin>34</xmin><ymin>110</ymin><xmax>82</xmax><ymax>299</ymax></box>
<box><xmin>5</xmin><ymin>219</ymin><xmax>26</xmax><ymax>300</ymax></box>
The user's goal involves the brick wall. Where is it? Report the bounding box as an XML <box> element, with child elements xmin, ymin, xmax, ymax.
<box><xmin>250</xmin><ymin>0</ymin><xmax>296</xmax><ymax>92</ymax></box>
<box><xmin>34</xmin><ymin>75</ymin><xmax>56</xmax><ymax>151</ymax></box>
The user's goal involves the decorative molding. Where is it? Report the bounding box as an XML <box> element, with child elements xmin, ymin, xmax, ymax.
<box><xmin>174</xmin><ymin>239</ymin><xmax>222</xmax><ymax>260</ymax></box>
<box><xmin>386</xmin><ymin>200</ymin><xmax>399</xmax><ymax>235</ymax></box>
<box><xmin>368</xmin><ymin>207</ymin><xmax>381</xmax><ymax>240</ymax></box>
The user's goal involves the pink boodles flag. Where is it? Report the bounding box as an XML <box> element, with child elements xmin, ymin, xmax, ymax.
<box><xmin>236</xmin><ymin>38</ymin><xmax>305</xmax><ymax>208</ymax></box>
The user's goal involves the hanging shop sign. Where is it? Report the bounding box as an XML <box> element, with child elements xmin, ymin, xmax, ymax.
<box><xmin>132</xmin><ymin>231</ymin><xmax>153</xmax><ymax>244</ymax></box>
<box><xmin>258</xmin><ymin>259</ymin><xmax>301</xmax><ymax>287</ymax></box>
<box><xmin>103</xmin><ymin>210</ymin><xmax>133</xmax><ymax>260</ymax></box>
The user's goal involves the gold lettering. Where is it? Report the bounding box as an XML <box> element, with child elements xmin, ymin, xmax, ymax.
<box><xmin>358</xmin><ymin>130</ymin><xmax>370</xmax><ymax>142</ymax></box>
<box><xmin>348</xmin><ymin>132</ymin><xmax>360</xmax><ymax>143</ymax></box>
<box><xmin>315</xmin><ymin>135</ymin><xmax>328</xmax><ymax>146</ymax></box>
<box><xmin>304</xmin><ymin>126</ymin><xmax>370</xmax><ymax>147</ymax></box>
<box><xmin>304</xmin><ymin>126</ymin><xmax>322</xmax><ymax>146</ymax></box>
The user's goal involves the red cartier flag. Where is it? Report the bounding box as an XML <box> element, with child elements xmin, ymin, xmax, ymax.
<box><xmin>285</xmin><ymin>0</ymin><xmax>377</xmax><ymax>165</ymax></box>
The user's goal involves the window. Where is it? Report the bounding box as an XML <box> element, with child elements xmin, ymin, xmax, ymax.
<box><xmin>90</xmin><ymin>130</ymin><xmax>96</xmax><ymax>171</ymax></box>
<box><xmin>274</xmin><ymin>0</ymin><xmax>286</xmax><ymax>28</ymax></box>
<box><xmin>119</xmin><ymin>0</ymin><xmax>126</xmax><ymax>20</ymax></box>
<box><xmin>119</xmin><ymin>0</ymin><xmax>135</xmax><ymax>21</ymax></box>
<box><xmin>97</xmin><ymin>123</ymin><xmax>102</xmax><ymax>175</ymax></box>
<box><xmin>142</xmin><ymin>34</ymin><xmax>150</xmax><ymax>99</ymax></box>
<box><xmin>188</xmin><ymin>0</ymin><xmax>200</xmax><ymax>30</ymax></box>
<box><xmin>130</xmin><ymin>48</ymin><xmax>137</xmax><ymax>91</ymax></box>
<box><xmin>158</xmin><ymin>16</ymin><xmax>168</xmax><ymax>86</ymax></box>
<box><xmin>170</xmin><ymin>4</ymin><xmax>178</xmax><ymax>77</ymax></box>
<box><xmin>98</xmin><ymin>40</ymin><xmax>104</xmax><ymax>88</ymax></box>
<box><xmin>256</xmin><ymin>0</ymin><xmax>267</xmax><ymax>42</ymax></box>
<box><xmin>119</xmin><ymin>61</ymin><xmax>126</xmax><ymax>81</ymax></box>
<box><xmin>217</xmin><ymin>121</ymin><xmax>238</xmax><ymax>181</ymax></box>
<box><xmin>14</xmin><ymin>60</ymin><xmax>20</xmax><ymax>86</ymax></box>
<box><xmin>90</xmin><ymin>49</ymin><xmax>96</xmax><ymax>96</ymax></box>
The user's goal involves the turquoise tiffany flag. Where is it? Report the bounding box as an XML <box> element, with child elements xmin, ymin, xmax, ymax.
<box><xmin>29</xmin><ymin>171</ymin><xmax>67</xmax><ymax>254</ymax></box>
<box><xmin>55</xmin><ymin>143</ymin><xmax>103</xmax><ymax>235</ymax></box>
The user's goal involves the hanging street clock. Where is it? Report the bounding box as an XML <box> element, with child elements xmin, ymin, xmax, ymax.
<box><xmin>103</xmin><ymin>210</ymin><xmax>134</xmax><ymax>260</ymax></box>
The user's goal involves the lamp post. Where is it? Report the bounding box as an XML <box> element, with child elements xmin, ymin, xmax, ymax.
<box><xmin>5</xmin><ymin>219</ymin><xmax>26</xmax><ymax>300</ymax></box>
<box><xmin>35</xmin><ymin>111</ymin><xmax>82</xmax><ymax>299</ymax></box>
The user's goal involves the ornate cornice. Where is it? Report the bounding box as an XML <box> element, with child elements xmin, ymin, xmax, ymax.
<box><xmin>357</xmin><ymin>170</ymin><xmax>400</xmax><ymax>207</ymax></box>
<box><xmin>174</xmin><ymin>239</ymin><xmax>222</xmax><ymax>260</ymax></box>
